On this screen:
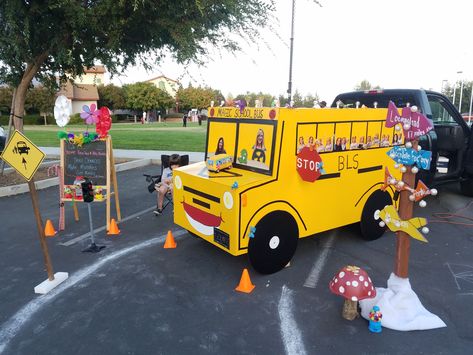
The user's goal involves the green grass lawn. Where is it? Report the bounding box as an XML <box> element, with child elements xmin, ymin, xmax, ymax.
<box><xmin>23</xmin><ymin>122</ymin><xmax>207</xmax><ymax>151</ymax></box>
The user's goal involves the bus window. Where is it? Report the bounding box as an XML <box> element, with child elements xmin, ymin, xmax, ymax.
<box><xmin>296</xmin><ymin>123</ymin><xmax>316</xmax><ymax>154</ymax></box>
<box><xmin>351</xmin><ymin>122</ymin><xmax>368</xmax><ymax>149</ymax></box>
<box><xmin>206</xmin><ymin>120</ymin><xmax>237</xmax><ymax>161</ymax></box>
<box><xmin>316</xmin><ymin>123</ymin><xmax>336</xmax><ymax>153</ymax></box>
<box><xmin>367</xmin><ymin>121</ymin><xmax>383</xmax><ymax>148</ymax></box>
<box><xmin>334</xmin><ymin>122</ymin><xmax>351</xmax><ymax>151</ymax></box>
<box><xmin>235</xmin><ymin>121</ymin><xmax>276</xmax><ymax>174</ymax></box>
<box><xmin>380</xmin><ymin>125</ymin><xmax>395</xmax><ymax>147</ymax></box>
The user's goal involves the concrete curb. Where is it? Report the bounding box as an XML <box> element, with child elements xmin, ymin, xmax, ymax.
<box><xmin>0</xmin><ymin>159</ymin><xmax>153</xmax><ymax>198</ymax></box>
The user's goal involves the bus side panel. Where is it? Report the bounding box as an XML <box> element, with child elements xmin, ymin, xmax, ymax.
<box><xmin>264</xmin><ymin>108</ymin><xmax>400</xmax><ymax>238</ymax></box>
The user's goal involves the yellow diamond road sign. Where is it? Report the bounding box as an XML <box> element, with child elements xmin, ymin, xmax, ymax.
<box><xmin>1</xmin><ymin>130</ymin><xmax>45</xmax><ymax>181</ymax></box>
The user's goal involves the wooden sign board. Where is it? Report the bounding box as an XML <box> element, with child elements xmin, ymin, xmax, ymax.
<box><xmin>63</xmin><ymin>139</ymin><xmax>108</xmax><ymax>201</ymax></box>
<box><xmin>60</xmin><ymin>136</ymin><xmax>120</xmax><ymax>230</ymax></box>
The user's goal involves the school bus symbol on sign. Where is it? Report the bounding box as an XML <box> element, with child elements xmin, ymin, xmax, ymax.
<box><xmin>0</xmin><ymin>130</ymin><xmax>45</xmax><ymax>181</ymax></box>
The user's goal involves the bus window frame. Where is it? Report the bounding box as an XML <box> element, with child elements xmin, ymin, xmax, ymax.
<box><xmin>296</xmin><ymin>119</ymin><xmax>394</xmax><ymax>155</ymax></box>
<box><xmin>205</xmin><ymin>117</ymin><xmax>277</xmax><ymax>176</ymax></box>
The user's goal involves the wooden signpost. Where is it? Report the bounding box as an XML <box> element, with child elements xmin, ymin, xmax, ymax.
<box><xmin>1</xmin><ymin>130</ymin><xmax>68</xmax><ymax>293</ymax></box>
<box><xmin>60</xmin><ymin>136</ymin><xmax>121</xmax><ymax>231</ymax></box>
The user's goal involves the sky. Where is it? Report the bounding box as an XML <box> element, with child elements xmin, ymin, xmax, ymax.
<box><xmin>108</xmin><ymin>0</ymin><xmax>473</xmax><ymax>104</ymax></box>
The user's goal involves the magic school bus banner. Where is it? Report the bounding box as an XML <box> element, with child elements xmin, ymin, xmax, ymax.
<box><xmin>174</xmin><ymin>106</ymin><xmax>402</xmax><ymax>274</ymax></box>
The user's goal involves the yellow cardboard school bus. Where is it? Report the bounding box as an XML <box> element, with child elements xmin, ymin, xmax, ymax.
<box><xmin>173</xmin><ymin>106</ymin><xmax>401</xmax><ymax>274</ymax></box>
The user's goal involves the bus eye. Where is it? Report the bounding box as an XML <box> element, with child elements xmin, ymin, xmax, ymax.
<box><xmin>223</xmin><ymin>191</ymin><xmax>233</xmax><ymax>209</ymax></box>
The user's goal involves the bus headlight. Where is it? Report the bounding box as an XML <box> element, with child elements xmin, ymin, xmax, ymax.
<box><xmin>175</xmin><ymin>175</ymin><xmax>182</xmax><ymax>190</ymax></box>
<box><xmin>223</xmin><ymin>191</ymin><xmax>233</xmax><ymax>209</ymax></box>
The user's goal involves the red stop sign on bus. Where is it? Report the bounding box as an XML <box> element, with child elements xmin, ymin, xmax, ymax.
<box><xmin>296</xmin><ymin>146</ymin><xmax>323</xmax><ymax>182</ymax></box>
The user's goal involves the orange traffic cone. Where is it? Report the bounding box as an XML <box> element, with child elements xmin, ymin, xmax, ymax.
<box><xmin>235</xmin><ymin>268</ymin><xmax>255</xmax><ymax>293</ymax></box>
<box><xmin>163</xmin><ymin>230</ymin><xmax>177</xmax><ymax>249</ymax></box>
<box><xmin>107</xmin><ymin>218</ymin><xmax>120</xmax><ymax>235</ymax></box>
<box><xmin>44</xmin><ymin>219</ymin><xmax>57</xmax><ymax>237</ymax></box>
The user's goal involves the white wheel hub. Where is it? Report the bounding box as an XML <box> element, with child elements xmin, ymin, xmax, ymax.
<box><xmin>269</xmin><ymin>236</ymin><xmax>280</xmax><ymax>249</ymax></box>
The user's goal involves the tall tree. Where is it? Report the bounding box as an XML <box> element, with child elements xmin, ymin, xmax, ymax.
<box><xmin>443</xmin><ymin>81</ymin><xmax>473</xmax><ymax>114</ymax></box>
<box><xmin>302</xmin><ymin>93</ymin><xmax>320</xmax><ymax>108</ymax></box>
<box><xmin>0</xmin><ymin>86</ymin><xmax>13</xmax><ymax>115</ymax></box>
<box><xmin>124</xmin><ymin>82</ymin><xmax>173</xmax><ymax>113</ymax></box>
<box><xmin>292</xmin><ymin>90</ymin><xmax>303</xmax><ymax>107</ymax></box>
<box><xmin>177</xmin><ymin>86</ymin><xmax>223</xmax><ymax>112</ymax></box>
<box><xmin>0</xmin><ymin>0</ymin><xmax>275</xmax><ymax>130</ymax></box>
<box><xmin>354</xmin><ymin>80</ymin><xmax>381</xmax><ymax>91</ymax></box>
<box><xmin>98</xmin><ymin>84</ymin><xmax>126</xmax><ymax>110</ymax></box>
<box><xmin>25</xmin><ymin>86</ymin><xmax>56</xmax><ymax>125</ymax></box>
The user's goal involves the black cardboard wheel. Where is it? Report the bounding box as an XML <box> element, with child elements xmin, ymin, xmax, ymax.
<box><xmin>248</xmin><ymin>211</ymin><xmax>298</xmax><ymax>274</ymax></box>
<box><xmin>360</xmin><ymin>189</ymin><xmax>392</xmax><ymax>241</ymax></box>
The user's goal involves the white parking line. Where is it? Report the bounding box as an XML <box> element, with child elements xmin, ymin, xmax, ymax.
<box><xmin>60</xmin><ymin>206</ymin><xmax>156</xmax><ymax>246</ymax></box>
<box><xmin>303</xmin><ymin>232</ymin><xmax>336</xmax><ymax>288</ymax></box>
<box><xmin>0</xmin><ymin>229</ymin><xmax>187</xmax><ymax>354</ymax></box>
<box><xmin>278</xmin><ymin>285</ymin><xmax>307</xmax><ymax>355</ymax></box>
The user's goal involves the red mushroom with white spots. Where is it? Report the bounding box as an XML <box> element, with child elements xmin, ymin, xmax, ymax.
<box><xmin>329</xmin><ymin>265</ymin><xmax>376</xmax><ymax>320</ymax></box>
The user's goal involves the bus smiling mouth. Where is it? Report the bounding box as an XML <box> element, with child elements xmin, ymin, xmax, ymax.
<box><xmin>182</xmin><ymin>201</ymin><xmax>223</xmax><ymax>228</ymax></box>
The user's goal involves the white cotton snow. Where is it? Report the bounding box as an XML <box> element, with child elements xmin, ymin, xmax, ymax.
<box><xmin>359</xmin><ymin>273</ymin><xmax>446</xmax><ymax>331</ymax></box>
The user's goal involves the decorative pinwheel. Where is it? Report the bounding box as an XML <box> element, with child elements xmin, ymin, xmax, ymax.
<box><xmin>80</xmin><ymin>104</ymin><xmax>99</xmax><ymax>125</ymax></box>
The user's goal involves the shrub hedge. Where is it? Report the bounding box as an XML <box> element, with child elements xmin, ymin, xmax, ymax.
<box><xmin>0</xmin><ymin>114</ymin><xmax>55</xmax><ymax>125</ymax></box>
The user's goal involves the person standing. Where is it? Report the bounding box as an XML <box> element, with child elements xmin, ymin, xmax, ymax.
<box><xmin>183</xmin><ymin>114</ymin><xmax>187</xmax><ymax>127</ymax></box>
<box><xmin>142</xmin><ymin>111</ymin><xmax>147</xmax><ymax>124</ymax></box>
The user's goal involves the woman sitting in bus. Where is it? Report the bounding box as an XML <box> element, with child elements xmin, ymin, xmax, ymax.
<box><xmin>341</xmin><ymin>137</ymin><xmax>348</xmax><ymax>151</ymax></box>
<box><xmin>380</xmin><ymin>134</ymin><xmax>390</xmax><ymax>147</ymax></box>
<box><xmin>307</xmin><ymin>136</ymin><xmax>316</xmax><ymax>151</ymax></box>
<box><xmin>373</xmin><ymin>133</ymin><xmax>380</xmax><ymax>147</ymax></box>
<box><xmin>325</xmin><ymin>137</ymin><xmax>333</xmax><ymax>152</ymax></box>
<box><xmin>334</xmin><ymin>137</ymin><xmax>342</xmax><ymax>151</ymax></box>
<box><xmin>297</xmin><ymin>136</ymin><xmax>305</xmax><ymax>153</ymax></box>
<box><xmin>350</xmin><ymin>136</ymin><xmax>358</xmax><ymax>150</ymax></box>
<box><xmin>252</xmin><ymin>128</ymin><xmax>267</xmax><ymax>162</ymax></box>
<box><xmin>215</xmin><ymin>137</ymin><xmax>227</xmax><ymax>155</ymax></box>
<box><xmin>358</xmin><ymin>136</ymin><xmax>366</xmax><ymax>149</ymax></box>
<box><xmin>392</xmin><ymin>133</ymin><xmax>402</xmax><ymax>145</ymax></box>
<box><xmin>316</xmin><ymin>139</ymin><xmax>325</xmax><ymax>153</ymax></box>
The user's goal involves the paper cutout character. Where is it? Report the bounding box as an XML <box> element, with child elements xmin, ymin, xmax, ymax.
<box><xmin>238</xmin><ymin>149</ymin><xmax>248</xmax><ymax>164</ymax></box>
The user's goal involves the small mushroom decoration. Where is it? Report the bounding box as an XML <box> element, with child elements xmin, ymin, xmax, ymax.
<box><xmin>329</xmin><ymin>265</ymin><xmax>376</xmax><ymax>320</ymax></box>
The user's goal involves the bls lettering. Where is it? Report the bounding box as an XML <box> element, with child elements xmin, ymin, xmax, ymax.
<box><xmin>338</xmin><ymin>154</ymin><xmax>359</xmax><ymax>171</ymax></box>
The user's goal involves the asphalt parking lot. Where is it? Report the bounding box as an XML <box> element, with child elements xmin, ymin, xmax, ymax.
<box><xmin>1</xmin><ymin>165</ymin><xmax>473</xmax><ymax>354</ymax></box>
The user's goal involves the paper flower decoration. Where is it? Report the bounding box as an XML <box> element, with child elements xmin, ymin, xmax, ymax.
<box><xmin>235</xmin><ymin>99</ymin><xmax>246</xmax><ymax>113</ymax></box>
<box><xmin>54</xmin><ymin>95</ymin><xmax>72</xmax><ymax>127</ymax></box>
<box><xmin>96</xmin><ymin>107</ymin><xmax>112</xmax><ymax>137</ymax></box>
<box><xmin>80</xmin><ymin>104</ymin><xmax>99</xmax><ymax>125</ymax></box>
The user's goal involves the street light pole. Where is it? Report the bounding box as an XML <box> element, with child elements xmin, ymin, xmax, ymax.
<box><xmin>468</xmin><ymin>82</ymin><xmax>473</xmax><ymax>126</ymax></box>
<box><xmin>459</xmin><ymin>77</ymin><xmax>464</xmax><ymax>113</ymax></box>
<box><xmin>287</xmin><ymin>0</ymin><xmax>296</xmax><ymax>105</ymax></box>
<box><xmin>441</xmin><ymin>79</ymin><xmax>448</xmax><ymax>93</ymax></box>
<box><xmin>453</xmin><ymin>70</ymin><xmax>462</xmax><ymax>107</ymax></box>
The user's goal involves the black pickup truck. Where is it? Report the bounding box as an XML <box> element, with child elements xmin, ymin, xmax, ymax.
<box><xmin>331</xmin><ymin>89</ymin><xmax>473</xmax><ymax>195</ymax></box>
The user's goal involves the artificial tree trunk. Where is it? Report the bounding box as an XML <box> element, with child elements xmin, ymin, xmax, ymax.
<box><xmin>342</xmin><ymin>299</ymin><xmax>359</xmax><ymax>320</ymax></box>
<box><xmin>394</xmin><ymin>141</ymin><xmax>417</xmax><ymax>278</ymax></box>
